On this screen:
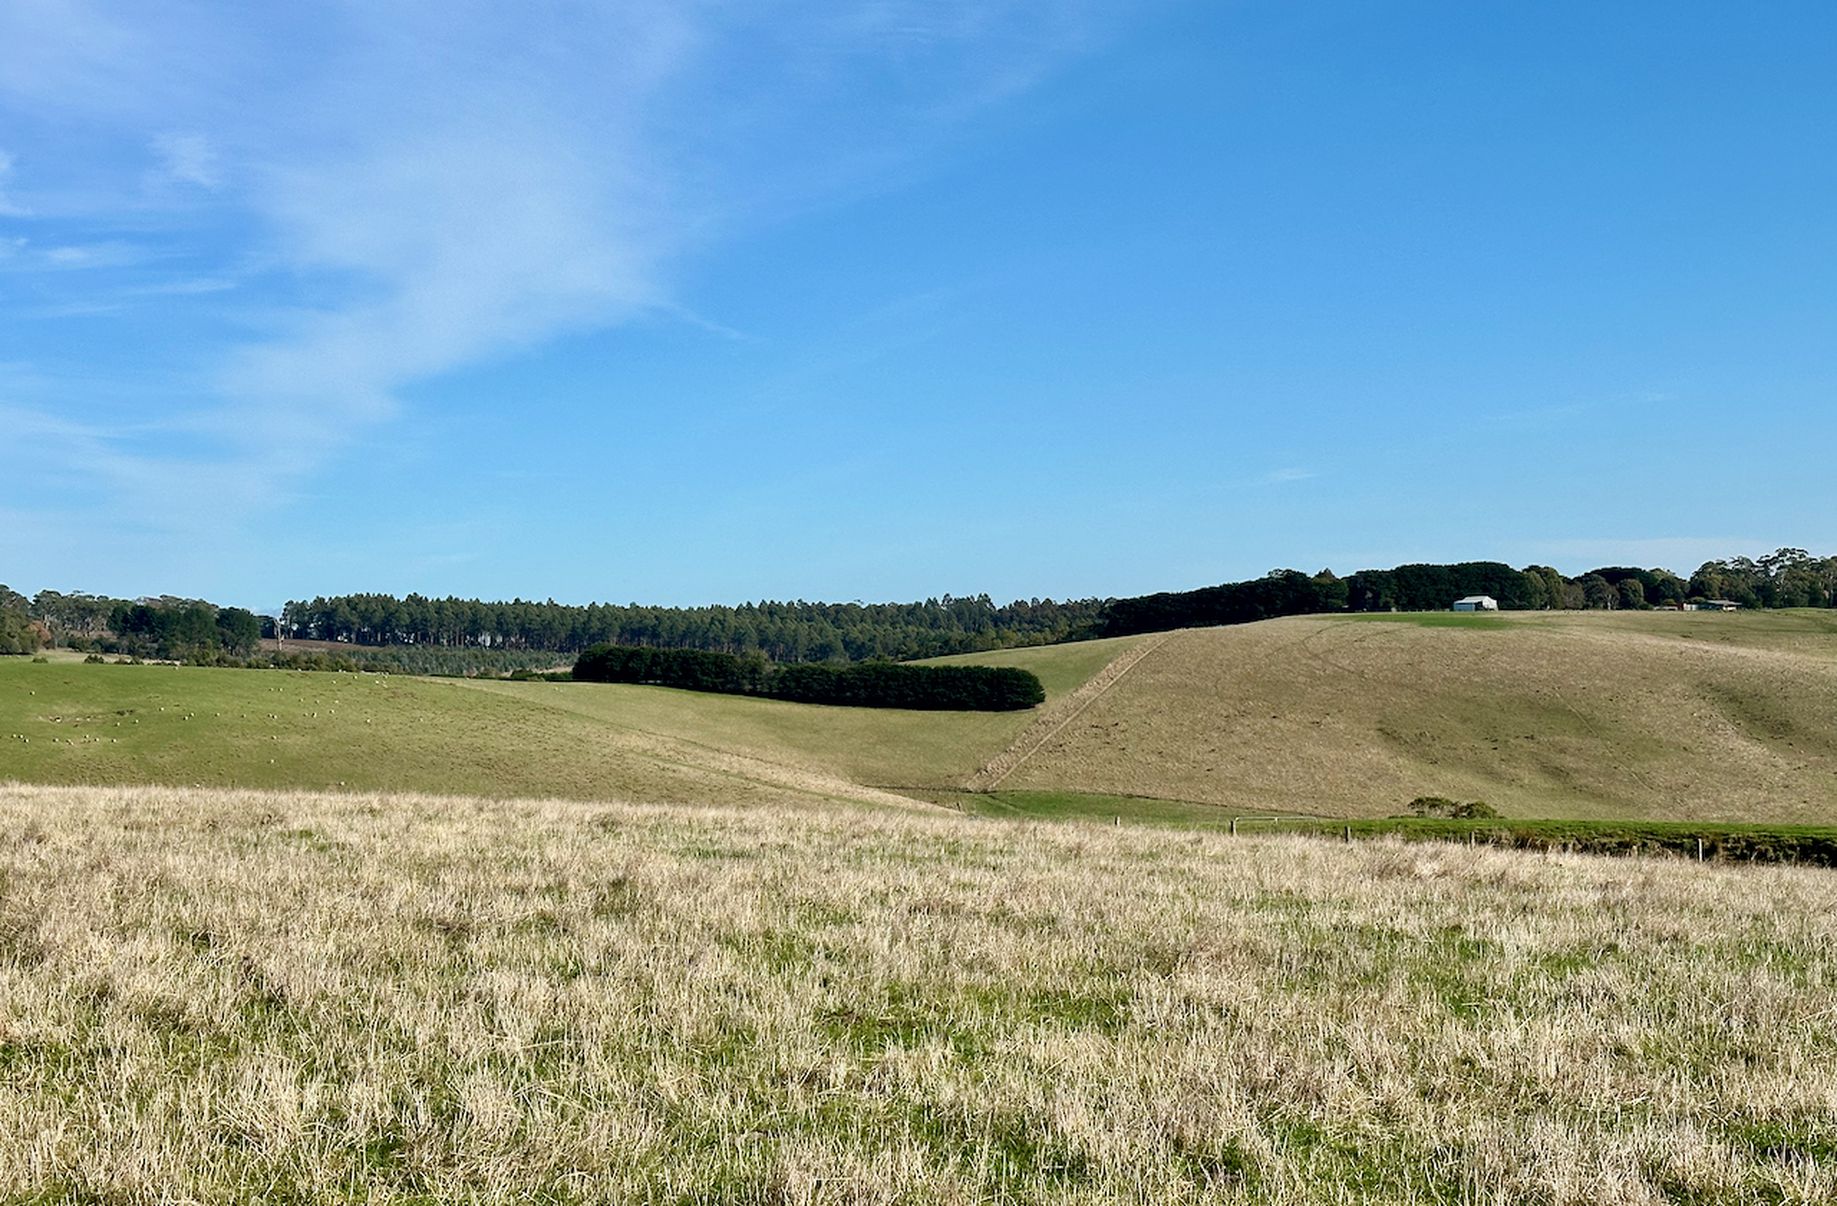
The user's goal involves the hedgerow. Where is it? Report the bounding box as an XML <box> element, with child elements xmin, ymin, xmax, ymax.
<box><xmin>573</xmin><ymin>644</ymin><xmax>1044</xmax><ymax>711</ymax></box>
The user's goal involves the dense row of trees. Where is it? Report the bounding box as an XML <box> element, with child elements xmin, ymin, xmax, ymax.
<box><xmin>574</xmin><ymin>645</ymin><xmax>773</xmax><ymax>694</ymax></box>
<box><xmin>282</xmin><ymin>645</ymin><xmax>570</xmax><ymax>677</ymax></box>
<box><xmin>1684</xmin><ymin>550</ymin><xmax>1837</xmax><ymax>609</ymax></box>
<box><xmin>280</xmin><ymin>550</ymin><xmax>1837</xmax><ymax>664</ymax></box>
<box><xmin>0</xmin><ymin>585</ymin><xmax>43</xmax><ymax>655</ymax></box>
<box><xmin>26</xmin><ymin>589</ymin><xmax>121</xmax><ymax>642</ymax></box>
<box><xmin>278</xmin><ymin>593</ymin><xmax>1105</xmax><ymax>662</ymax></box>
<box><xmin>572</xmin><ymin>644</ymin><xmax>1045</xmax><ymax>711</ymax></box>
<box><xmin>1096</xmin><ymin>549</ymin><xmax>1837</xmax><ymax>638</ymax></box>
<box><xmin>1098</xmin><ymin>569</ymin><xmax>1350</xmax><ymax>637</ymax></box>
<box><xmin>112</xmin><ymin>602</ymin><xmax>262</xmax><ymax>660</ymax></box>
<box><xmin>2</xmin><ymin>587</ymin><xmax>262</xmax><ymax>660</ymax></box>
<box><xmin>8</xmin><ymin>546</ymin><xmax>1834</xmax><ymax>672</ymax></box>
<box><xmin>772</xmin><ymin>662</ymin><xmax>1044</xmax><ymax>710</ymax></box>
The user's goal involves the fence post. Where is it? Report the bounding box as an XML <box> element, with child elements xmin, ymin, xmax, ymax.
<box><xmin>1230</xmin><ymin>817</ymin><xmax>1238</xmax><ymax>837</ymax></box>
<box><xmin>1343</xmin><ymin>825</ymin><xmax>1351</xmax><ymax>844</ymax></box>
<box><xmin>1696</xmin><ymin>837</ymin><xmax>1704</xmax><ymax>862</ymax></box>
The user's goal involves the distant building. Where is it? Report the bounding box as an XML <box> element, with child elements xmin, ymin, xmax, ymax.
<box><xmin>1685</xmin><ymin>599</ymin><xmax>1741</xmax><ymax>612</ymax></box>
<box><xmin>1452</xmin><ymin>595</ymin><xmax>1499</xmax><ymax>612</ymax></box>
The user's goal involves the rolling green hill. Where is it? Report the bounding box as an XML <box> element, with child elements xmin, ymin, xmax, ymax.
<box><xmin>0</xmin><ymin>636</ymin><xmax>1139</xmax><ymax>810</ymax></box>
<box><xmin>4</xmin><ymin>611</ymin><xmax>1835</xmax><ymax>823</ymax></box>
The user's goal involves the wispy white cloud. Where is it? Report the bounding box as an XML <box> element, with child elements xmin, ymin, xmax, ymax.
<box><xmin>649</xmin><ymin>301</ymin><xmax>760</xmax><ymax>344</ymax></box>
<box><xmin>39</xmin><ymin>240</ymin><xmax>144</xmax><ymax>268</ymax></box>
<box><xmin>147</xmin><ymin>131</ymin><xmax>219</xmax><ymax>189</ymax></box>
<box><xmin>1480</xmin><ymin>401</ymin><xmax>1589</xmax><ymax>432</ymax></box>
<box><xmin>1254</xmin><ymin>467</ymin><xmax>1317</xmax><ymax>486</ymax></box>
<box><xmin>0</xmin><ymin>239</ymin><xmax>154</xmax><ymax>277</ymax></box>
<box><xmin>0</xmin><ymin>238</ymin><xmax>145</xmax><ymax>276</ymax></box>
<box><xmin>1</xmin><ymin>0</ymin><xmax>1111</xmax><ymax>550</ymax></box>
<box><xmin>0</xmin><ymin>150</ymin><xmax>29</xmax><ymax>216</ymax></box>
<box><xmin>128</xmin><ymin>275</ymin><xmax>236</xmax><ymax>296</ymax></box>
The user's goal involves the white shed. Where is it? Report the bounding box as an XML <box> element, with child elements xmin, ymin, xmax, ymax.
<box><xmin>1452</xmin><ymin>595</ymin><xmax>1499</xmax><ymax>612</ymax></box>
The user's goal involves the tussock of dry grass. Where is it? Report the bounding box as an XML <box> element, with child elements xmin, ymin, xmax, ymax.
<box><xmin>1</xmin><ymin>783</ymin><xmax>1834</xmax><ymax>1203</ymax></box>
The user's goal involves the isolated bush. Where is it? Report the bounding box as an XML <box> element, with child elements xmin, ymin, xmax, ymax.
<box><xmin>1407</xmin><ymin>796</ymin><xmax>1499</xmax><ymax>819</ymax></box>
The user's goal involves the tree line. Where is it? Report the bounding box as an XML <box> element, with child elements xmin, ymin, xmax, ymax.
<box><xmin>572</xmin><ymin>644</ymin><xmax>1045</xmax><ymax>711</ymax></box>
<box><xmin>7</xmin><ymin>546</ymin><xmax>1832</xmax><ymax>668</ymax></box>
<box><xmin>0</xmin><ymin>585</ymin><xmax>41</xmax><ymax>655</ymax></box>
<box><xmin>1095</xmin><ymin>549</ymin><xmax>1837</xmax><ymax>637</ymax></box>
<box><xmin>2</xmin><ymin>587</ymin><xmax>262</xmax><ymax>660</ymax></box>
<box><xmin>276</xmin><ymin>593</ymin><xmax>1105</xmax><ymax>661</ymax></box>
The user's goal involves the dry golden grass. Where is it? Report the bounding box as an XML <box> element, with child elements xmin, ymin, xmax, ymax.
<box><xmin>1000</xmin><ymin>612</ymin><xmax>1837</xmax><ymax>822</ymax></box>
<box><xmin>3</xmin><ymin>782</ymin><xmax>1834</xmax><ymax>1203</ymax></box>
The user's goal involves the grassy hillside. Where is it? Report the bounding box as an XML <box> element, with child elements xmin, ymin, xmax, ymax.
<box><xmin>0</xmin><ymin>660</ymin><xmax>890</xmax><ymax>809</ymax></box>
<box><xmin>998</xmin><ymin>610</ymin><xmax>1837</xmax><ymax>823</ymax></box>
<box><xmin>5</xmin><ymin>613</ymin><xmax>1835</xmax><ymax>824</ymax></box>
<box><xmin>453</xmin><ymin>634</ymin><xmax>1139</xmax><ymax>791</ymax></box>
<box><xmin>0</xmin><ymin>637</ymin><xmax>1139</xmax><ymax>807</ymax></box>
<box><xmin>4</xmin><ymin>782</ymin><xmax>1834</xmax><ymax>1203</ymax></box>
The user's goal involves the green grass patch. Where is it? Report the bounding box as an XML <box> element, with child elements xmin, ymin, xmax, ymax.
<box><xmin>917</xmin><ymin>787</ymin><xmax>1255</xmax><ymax>826</ymax></box>
<box><xmin>0</xmin><ymin>653</ymin><xmax>1126</xmax><ymax>804</ymax></box>
<box><xmin>1287</xmin><ymin>816</ymin><xmax>1837</xmax><ymax>866</ymax></box>
<box><xmin>929</xmin><ymin>788</ymin><xmax>1837</xmax><ymax>867</ymax></box>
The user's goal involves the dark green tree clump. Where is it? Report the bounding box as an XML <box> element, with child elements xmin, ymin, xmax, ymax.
<box><xmin>12</xmin><ymin>590</ymin><xmax>261</xmax><ymax>660</ymax></box>
<box><xmin>280</xmin><ymin>593</ymin><xmax>1105</xmax><ymax>662</ymax></box>
<box><xmin>0</xmin><ymin>585</ymin><xmax>44</xmax><ymax>655</ymax></box>
<box><xmin>1094</xmin><ymin>548</ymin><xmax>1837</xmax><ymax>638</ymax></box>
<box><xmin>770</xmin><ymin>662</ymin><xmax>1045</xmax><ymax>710</ymax></box>
<box><xmin>109</xmin><ymin>601</ymin><xmax>262</xmax><ymax>660</ymax></box>
<box><xmin>1689</xmin><ymin>549</ymin><xmax>1837</xmax><ymax>609</ymax></box>
<box><xmin>573</xmin><ymin>645</ymin><xmax>771</xmax><ymax>695</ymax></box>
<box><xmin>573</xmin><ymin>644</ymin><xmax>1044</xmax><ymax>711</ymax></box>
<box><xmin>1097</xmin><ymin>569</ymin><xmax>1344</xmax><ymax>638</ymax></box>
<box><xmin>1344</xmin><ymin>562</ymin><xmax>1542</xmax><ymax>612</ymax></box>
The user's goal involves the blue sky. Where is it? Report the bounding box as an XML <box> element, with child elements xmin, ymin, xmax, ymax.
<box><xmin>3</xmin><ymin>1</ymin><xmax>1833</xmax><ymax>610</ymax></box>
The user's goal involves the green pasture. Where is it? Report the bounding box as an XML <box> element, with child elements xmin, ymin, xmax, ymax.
<box><xmin>0</xmin><ymin>638</ymin><xmax>1137</xmax><ymax>805</ymax></box>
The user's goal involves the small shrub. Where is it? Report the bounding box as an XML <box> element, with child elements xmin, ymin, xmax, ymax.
<box><xmin>1407</xmin><ymin>796</ymin><xmax>1499</xmax><ymax>820</ymax></box>
<box><xmin>83</xmin><ymin>653</ymin><xmax>106</xmax><ymax>664</ymax></box>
